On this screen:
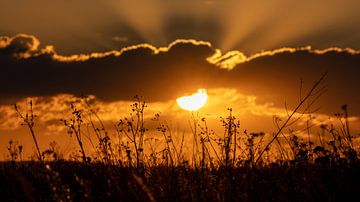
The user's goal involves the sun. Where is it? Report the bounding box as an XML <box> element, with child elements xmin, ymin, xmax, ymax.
<box><xmin>177</xmin><ymin>89</ymin><xmax>208</xmax><ymax>111</ymax></box>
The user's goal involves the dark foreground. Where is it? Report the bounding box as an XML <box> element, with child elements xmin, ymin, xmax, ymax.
<box><xmin>0</xmin><ymin>161</ymin><xmax>359</xmax><ymax>202</ymax></box>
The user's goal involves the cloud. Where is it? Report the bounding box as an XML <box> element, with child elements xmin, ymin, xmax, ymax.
<box><xmin>1</xmin><ymin>34</ymin><xmax>360</xmax><ymax>117</ymax></box>
<box><xmin>0</xmin><ymin>34</ymin><xmax>221</xmax><ymax>103</ymax></box>
<box><xmin>224</xmin><ymin>47</ymin><xmax>360</xmax><ymax>116</ymax></box>
<box><xmin>0</xmin><ymin>34</ymin><xmax>40</xmax><ymax>58</ymax></box>
<box><xmin>111</xmin><ymin>36</ymin><xmax>128</xmax><ymax>43</ymax></box>
<box><xmin>209</xmin><ymin>46</ymin><xmax>360</xmax><ymax>69</ymax></box>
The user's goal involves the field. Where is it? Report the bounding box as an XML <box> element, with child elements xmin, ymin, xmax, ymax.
<box><xmin>1</xmin><ymin>90</ymin><xmax>360</xmax><ymax>201</ymax></box>
<box><xmin>0</xmin><ymin>160</ymin><xmax>358</xmax><ymax>201</ymax></box>
<box><xmin>0</xmin><ymin>74</ymin><xmax>358</xmax><ymax>201</ymax></box>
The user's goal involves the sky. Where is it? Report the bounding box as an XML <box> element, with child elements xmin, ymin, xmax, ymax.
<box><xmin>1</xmin><ymin>0</ymin><xmax>360</xmax><ymax>160</ymax></box>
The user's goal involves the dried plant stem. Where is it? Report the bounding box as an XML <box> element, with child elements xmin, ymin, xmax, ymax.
<box><xmin>29</xmin><ymin>125</ymin><xmax>42</xmax><ymax>161</ymax></box>
<box><xmin>254</xmin><ymin>72</ymin><xmax>328</xmax><ymax>166</ymax></box>
<box><xmin>14</xmin><ymin>101</ymin><xmax>42</xmax><ymax>162</ymax></box>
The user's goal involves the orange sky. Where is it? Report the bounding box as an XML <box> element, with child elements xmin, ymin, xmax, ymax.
<box><xmin>1</xmin><ymin>88</ymin><xmax>359</xmax><ymax>160</ymax></box>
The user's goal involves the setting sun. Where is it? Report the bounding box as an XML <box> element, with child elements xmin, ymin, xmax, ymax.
<box><xmin>176</xmin><ymin>89</ymin><xmax>208</xmax><ymax>111</ymax></box>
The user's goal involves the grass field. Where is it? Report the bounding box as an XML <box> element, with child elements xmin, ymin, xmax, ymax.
<box><xmin>1</xmin><ymin>75</ymin><xmax>359</xmax><ymax>201</ymax></box>
<box><xmin>0</xmin><ymin>159</ymin><xmax>359</xmax><ymax>201</ymax></box>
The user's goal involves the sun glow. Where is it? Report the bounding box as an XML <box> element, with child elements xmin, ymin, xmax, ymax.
<box><xmin>176</xmin><ymin>89</ymin><xmax>208</xmax><ymax>111</ymax></box>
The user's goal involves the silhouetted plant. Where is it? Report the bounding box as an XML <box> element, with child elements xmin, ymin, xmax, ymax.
<box><xmin>198</xmin><ymin>117</ymin><xmax>221</xmax><ymax>168</ymax></box>
<box><xmin>220</xmin><ymin>108</ymin><xmax>240</xmax><ymax>170</ymax></box>
<box><xmin>14</xmin><ymin>100</ymin><xmax>42</xmax><ymax>161</ymax></box>
<box><xmin>7</xmin><ymin>139</ymin><xmax>21</xmax><ymax>162</ymax></box>
<box><xmin>42</xmin><ymin>141</ymin><xmax>63</xmax><ymax>161</ymax></box>
<box><xmin>6</xmin><ymin>73</ymin><xmax>360</xmax><ymax>201</ymax></box>
<box><xmin>254</xmin><ymin>72</ymin><xmax>328</xmax><ymax>166</ymax></box>
<box><xmin>61</xmin><ymin>103</ymin><xmax>88</xmax><ymax>164</ymax></box>
<box><xmin>117</xmin><ymin>95</ymin><xmax>148</xmax><ymax>170</ymax></box>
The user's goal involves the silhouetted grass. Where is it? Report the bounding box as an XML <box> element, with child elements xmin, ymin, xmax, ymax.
<box><xmin>0</xmin><ymin>160</ymin><xmax>359</xmax><ymax>201</ymax></box>
<box><xmin>2</xmin><ymin>73</ymin><xmax>359</xmax><ymax>201</ymax></box>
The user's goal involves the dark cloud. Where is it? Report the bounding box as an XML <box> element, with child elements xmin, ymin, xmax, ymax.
<box><xmin>0</xmin><ymin>34</ymin><xmax>40</xmax><ymax>56</ymax></box>
<box><xmin>228</xmin><ymin>50</ymin><xmax>360</xmax><ymax>116</ymax></box>
<box><xmin>1</xmin><ymin>34</ymin><xmax>360</xmax><ymax>116</ymax></box>
<box><xmin>0</xmin><ymin>35</ymin><xmax>227</xmax><ymax>103</ymax></box>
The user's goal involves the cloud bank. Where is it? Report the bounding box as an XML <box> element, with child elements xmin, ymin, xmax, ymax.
<box><xmin>1</xmin><ymin>34</ymin><xmax>360</xmax><ymax>117</ymax></box>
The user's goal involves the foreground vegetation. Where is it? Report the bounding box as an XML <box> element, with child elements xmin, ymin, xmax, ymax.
<box><xmin>0</xmin><ymin>159</ymin><xmax>359</xmax><ymax>201</ymax></box>
<box><xmin>1</xmin><ymin>74</ymin><xmax>359</xmax><ymax>201</ymax></box>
